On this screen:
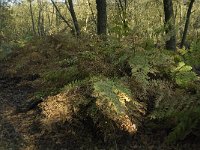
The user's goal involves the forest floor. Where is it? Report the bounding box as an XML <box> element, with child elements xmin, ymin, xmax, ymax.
<box><xmin>0</xmin><ymin>68</ymin><xmax>199</xmax><ymax>150</ymax></box>
<box><xmin>0</xmin><ymin>35</ymin><xmax>200</xmax><ymax>149</ymax></box>
<box><xmin>0</xmin><ymin>70</ymin><xmax>92</xmax><ymax>150</ymax></box>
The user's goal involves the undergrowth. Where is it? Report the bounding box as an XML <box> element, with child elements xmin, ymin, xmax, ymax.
<box><xmin>3</xmin><ymin>34</ymin><xmax>200</xmax><ymax>146</ymax></box>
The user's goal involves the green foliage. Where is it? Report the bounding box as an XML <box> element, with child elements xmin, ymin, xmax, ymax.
<box><xmin>120</xmin><ymin>48</ymin><xmax>197</xmax><ymax>89</ymax></box>
<box><xmin>166</xmin><ymin>107</ymin><xmax>200</xmax><ymax>144</ymax></box>
<box><xmin>0</xmin><ymin>42</ymin><xmax>13</xmax><ymax>60</ymax></box>
<box><xmin>174</xmin><ymin>71</ymin><xmax>197</xmax><ymax>87</ymax></box>
<box><xmin>61</xmin><ymin>76</ymin><xmax>146</xmax><ymax>137</ymax></box>
<box><xmin>93</xmin><ymin>78</ymin><xmax>133</xmax><ymax>113</ymax></box>
<box><xmin>58</xmin><ymin>57</ymin><xmax>78</xmax><ymax>67</ymax></box>
<box><xmin>128</xmin><ymin>50</ymin><xmax>151</xmax><ymax>87</ymax></box>
<box><xmin>44</xmin><ymin>66</ymin><xmax>82</xmax><ymax>87</ymax></box>
<box><xmin>117</xmin><ymin>48</ymin><xmax>174</xmax><ymax>89</ymax></box>
<box><xmin>0</xmin><ymin>5</ymin><xmax>13</xmax><ymax>39</ymax></box>
<box><xmin>171</xmin><ymin>62</ymin><xmax>198</xmax><ymax>87</ymax></box>
<box><xmin>92</xmin><ymin>77</ymin><xmax>146</xmax><ymax>130</ymax></box>
<box><xmin>62</xmin><ymin>78</ymin><xmax>90</xmax><ymax>94</ymax></box>
<box><xmin>149</xmin><ymin>79</ymin><xmax>200</xmax><ymax>143</ymax></box>
<box><xmin>34</xmin><ymin>87</ymin><xmax>61</xmax><ymax>99</ymax></box>
<box><xmin>79</xmin><ymin>50</ymin><xmax>97</xmax><ymax>60</ymax></box>
<box><xmin>185</xmin><ymin>41</ymin><xmax>200</xmax><ymax>68</ymax></box>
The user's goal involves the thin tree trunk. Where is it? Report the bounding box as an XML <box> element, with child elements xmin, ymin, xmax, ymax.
<box><xmin>96</xmin><ymin>0</ymin><xmax>107</xmax><ymax>35</ymax></box>
<box><xmin>163</xmin><ymin>0</ymin><xmax>176</xmax><ymax>51</ymax></box>
<box><xmin>51</xmin><ymin>0</ymin><xmax>73</xmax><ymax>30</ymax></box>
<box><xmin>87</xmin><ymin>0</ymin><xmax>96</xmax><ymax>25</ymax></box>
<box><xmin>47</xmin><ymin>7</ymin><xmax>51</xmax><ymax>29</ymax></box>
<box><xmin>115</xmin><ymin>0</ymin><xmax>128</xmax><ymax>30</ymax></box>
<box><xmin>52</xmin><ymin>4</ymin><xmax>54</xmax><ymax>26</ymax></box>
<box><xmin>29</xmin><ymin>0</ymin><xmax>36</xmax><ymax>35</ymax></box>
<box><xmin>180</xmin><ymin>0</ymin><xmax>195</xmax><ymax>49</ymax></box>
<box><xmin>37</xmin><ymin>0</ymin><xmax>45</xmax><ymax>36</ymax></box>
<box><xmin>41</xmin><ymin>11</ymin><xmax>45</xmax><ymax>36</ymax></box>
<box><xmin>67</xmin><ymin>0</ymin><xmax>80</xmax><ymax>36</ymax></box>
<box><xmin>37</xmin><ymin>1</ymin><xmax>42</xmax><ymax>36</ymax></box>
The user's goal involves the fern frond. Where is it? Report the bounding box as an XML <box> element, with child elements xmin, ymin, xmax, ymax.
<box><xmin>62</xmin><ymin>78</ymin><xmax>89</xmax><ymax>93</ymax></box>
<box><xmin>166</xmin><ymin>107</ymin><xmax>200</xmax><ymax>143</ymax></box>
<box><xmin>149</xmin><ymin>79</ymin><xmax>200</xmax><ymax>143</ymax></box>
<box><xmin>92</xmin><ymin>77</ymin><xmax>146</xmax><ymax>133</ymax></box>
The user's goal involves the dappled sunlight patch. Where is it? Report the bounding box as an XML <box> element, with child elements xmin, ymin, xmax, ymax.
<box><xmin>118</xmin><ymin>115</ymin><xmax>137</xmax><ymax>133</ymax></box>
<box><xmin>39</xmin><ymin>93</ymin><xmax>74</xmax><ymax>129</ymax></box>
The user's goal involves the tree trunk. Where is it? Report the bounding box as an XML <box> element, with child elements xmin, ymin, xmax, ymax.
<box><xmin>37</xmin><ymin>2</ymin><xmax>42</xmax><ymax>36</ymax></box>
<box><xmin>41</xmin><ymin>12</ymin><xmax>45</xmax><ymax>36</ymax></box>
<box><xmin>37</xmin><ymin>0</ymin><xmax>45</xmax><ymax>36</ymax></box>
<box><xmin>180</xmin><ymin>0</ymin><xmax>195</xmax><ymax>49</ymax></box>
<box><xmin>87</xmin><ymin>0</ymin><xmax>96</xmax><ymax>25</ymax></box>
<box><xmin>29</xmin><ymin>0</ymin><xmax>36</xmax><ymax>35</ymax></box>
<box><xmin>67</xmin><ymin>0</ymin><xmax>80</xmax><ymax>36</ymax></box>
<box><xmin>116</xmin><ymin>0</ymin><xmax>128</xmax><ymax>31</ymax></box>
<box><xmin>96</xmin><ymin>0</ymin><xmax>107</xmax><ymax>35</ymax></box>
<box><xmin>163</xmin><ymin>0</ymin><xmax>176</xmax><ymax>51</ymax></box>
<box><xmin>51</xmin><ymin>0</ymin><xmax>73</xmax><ymax>31</ymax></box>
